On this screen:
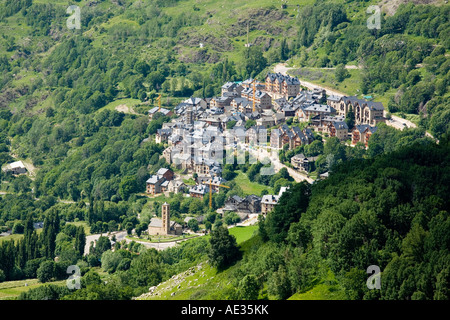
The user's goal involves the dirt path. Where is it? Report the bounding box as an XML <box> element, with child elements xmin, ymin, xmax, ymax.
<box><xmin>115</xmin><ymin>104</ymin><xmax>138</xmax><ymax>115</ymax></box>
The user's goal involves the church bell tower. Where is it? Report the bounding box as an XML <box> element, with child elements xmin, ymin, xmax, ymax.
<box><xmin>162</xmin><ymin>202</ymin><xmax>170</xmax><ymax>235</ymax></box>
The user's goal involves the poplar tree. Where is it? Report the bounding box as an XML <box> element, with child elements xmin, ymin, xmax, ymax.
<box><xmin>74</xmin><ymin>226</ymin><xmax>86</xmax><ymax>258</ymax></box>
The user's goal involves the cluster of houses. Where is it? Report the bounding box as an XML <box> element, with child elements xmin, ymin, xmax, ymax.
<box><xmin>145</xmin><ymin>167</ymin><xmax>184</xmax><ymax>195</ymax></box>
<box><xmin>155</xmin><ymin>74</ymin><xmax>383</xmax><ymax>146</ymax></box>
<box><xmin>145</xmin><ymin>73</ymin><xmax>386</xmax><ymax>222</ymax></box>
<box><xmin>146</xmin><ymin>185</ymin><xmax>291</xmax><ymax>236</ymax></box>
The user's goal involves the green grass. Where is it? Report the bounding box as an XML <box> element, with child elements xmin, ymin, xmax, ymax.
<box><xmin>0</xmin><ymin>279</ymin><xmax>66</xmax><ymax>300</ymax></box>
<box><xmin>228</xmin><ymin>225</ymin><xmax>258</xmax><ymax>244</ymax></box>
<box><xmin>66</xmin><ymin>221</ymin><xmax>91</xmax><ymax>235</ymax></box>
<box><xmin>139</xmin><ymin>231</ymin><xmax>261</xmax><ymax>300</ymax></box>
<box><xmin>288</xmin><ymin>283</ymin><xmax>346</xmax><ymax>300</ymax></box>
<box><xmin>233</xmin><ymin>170</ymin><xmax>273</xmax><ymax>196</ymax></box>
<box><xmin>288</xmin><ymin>270</ymin><xmax>347</xmax><ymax>300</ymax></box>
<box><xmin>183</xmin><ymin>178</ymin><xmax>196</xmax><ymax>186</ymax></box>
<box><xmin>190</xmin><ymin>225</ymin><xmax>258</xmax><ymax>246</ymax></box>
<box><xmin>0</xmin><ymin>229</ymin><xmax>43</xmax><ymax>244</ymax></box>
<box><xmin>289</xmin><ymin>67</ymin><xmax>361</xmax><ymax>96</ymax></box>
<box><xmin>140</xmin><ymin>225</ymin><xmax>346</xmax><ymax>301</ymax></box>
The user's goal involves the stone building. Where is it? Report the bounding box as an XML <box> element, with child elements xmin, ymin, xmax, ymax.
<box><xmin>265</xmin><ymin>73</ymin><xmax>301</xmax><ymax>98</ymax></box>
<box><xmin>261</xmin><ymin>187</ymin><xmax>290</xmax><ymax>214</ymax></box>
<box><xmin>327</xmin><ymin>96</ymin><xmax>385</xmax><ymax>126</ymax></box>
<box><xmin>147</xmin><ymin>202</ymin><xmax>182</xmax><ymax>236</ymax></box>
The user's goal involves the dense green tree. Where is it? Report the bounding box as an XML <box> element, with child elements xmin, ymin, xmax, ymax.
<box><xmin>119</xmin><ymin>176</ymin><xmax>139</xmax><ymax>201</ymax></box>
<box><xmin>208</xmin><ymin>226</ymin><xmax>241</xmax><ymax>270</ymax></box>
<box><xmin>237</xmin><ymin>274</ymin><xmax>260</xmax><ymax>300</ymax></box>
<box><xmin>187</xmin><ymin>218</ymin><xmax>199</xmax><ymax>232</ymax></box>
<box><xmin>40</xmin><ymin>209</ymin><xmax>60</xmax><ymax>259</ymax></box>
<box><xmin>74</xmin><ymin>226</ymin><xmax>86</xmax><ymax>258</ymax></box>
<box><xmin>335</xmin><ymin>64</ymin><xmax>350</xmax><ymax>82</ymax></box>
<box><xmin>37</xmin><ymin>260</ymin><xmax>55</xmax><ymax>283</ymax></box>
<box><xmin>264</xmin><ymin>182</ymin><xmax>311</xmax><ymax>243</ymax></box>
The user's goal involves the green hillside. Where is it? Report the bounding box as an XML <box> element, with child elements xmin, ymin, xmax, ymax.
<box><xmin>137</xmin><ymin>136</ymin><xmax>450</xmax><ymax>301</ymax></box>
<box><xmin>0</xmin><ymin>0</ymin><xmax>448</xmax><ymax>301</ymax></box>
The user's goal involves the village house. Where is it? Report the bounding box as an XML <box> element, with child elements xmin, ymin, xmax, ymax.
<box><xmin>290</xmin><ymin>127</ymin><xmax>309</xmax><ymax>149</ymax></box>
<box><xmin>319</xmin><ymin>172</ymin><xmax>329</xmax><ymax>180</ymax></box>
<box><xmin>221</xmin><ymin>82</ymin><xmax>244</xmax><ymax>97</ymax></box>
<box><xmin>270</xmin><ymin>125</ymin><xmax>313</xmax><ymax>150</ymax></box>
<box><xmin>241</xmin><ymin>78</ymin><xmax>265</xmax><ymax>91</ymax></box>
<box><xmin>167</xmin><ymin>179</ymin><xmax>185</xmax><ymax>194</ymax></box>
<box><xmin>155</xmin><ymin>128</ymin><xmax>172</xmax><ymax>144</ymax></box>
<box><xmin>231</xmin><ymin>97</ymin><xmax>252</xmax><ymax>112</ymax></box>
<box><xmin>265</xmin><ymin>73</ymin><xmax>301</xmax><ymax>98</ymax></box>
<box><xmin>303</xmin><ymin>128</ymin><xmax>315</xmax><ymax>144</ymax></box>
<box><xmin>243</xmin><ymin>109</ymin><xmax>262</xmax><ymax>121</ymax></box>
<box><xmin>297</xmin><ymin>104</ymin><xmax>337</xmax><ymax>122</ymax></box>
<box><xmin>193</xmin><ymin>158</ymin><xmax>221</xmax><ymax>177</ymax></box>
<box><xmin>310</xmin><ymin>115</ymin><xmax>345</xmax><ymax>132</ymax></box>
<box><xmin>146</xmin><ymin>168</ymin><xmax>174</xmax><ymax>195</ymax></box>
<box><xmin>328</xmin><ymin>121</ymin><xmax>349</xmax><ymax>141</ymax></box>
<box><xmin>352</xmin><ymin>125</ymin><xmax>378</xmax><ymax>147</ymax></box>
<box><xmin>328</xmin><ymin>96</ymin><xmax>385</xmax><ymax>126</ymax></box>
<box><xmin>210</xmin><ymin>96</ymin><xmax>233</xmax><ymax>109</ymax></box>
<box><xmin>183</xmin><ymin>216</ymin><xmax>204</xmax><ymax>228</ymax></box>
<box><xmin>273</xmin><ymin>97</ymin><xmax>289</xmax><ymax>111</ymax></box>
<box><xmin>261</xmin><ymin>187</ymin><xmax>290</xmax><ymax>214</ymax></box>
<box><xmin>246</xmin><ymin>125</ymin><xmax>268</xmax><ymax>145</ymax></box>
<box><xmin>176</xmin><ymin>103</ymin><xmax>204</xmax><ymax>124</ymax></box>
<box><xmin>2</xmin><ymin>161</ymin><xmax>27</xmax><ymax>175</ymax></box>
<box><xmin>189</xmin><ymin>184</ymin><xmax>210</xmax><ymax>200</ymax></box>
<box><xmin>274</xmin><ymin>112</ymin><xmax>286</xmax><ymax>125</ymax></box>
<box><xmin>209</xmin><ymin>176</ymin><xmax>227</xmax><ymax>193</ymax></box>
<box><xmin>281</xmin><ymin>105</ymin><xmax>297</xmax><ymax>118</ymax></box>
<box><xmin>148</xmin><ymin>107</ymin><xmax>173</xmax><ymax>120</ymax></box>
<box><xmin>242</xmin><ymin>88</ymin><xmax>272</xmax><ymax>110</ymax></box>
<box><xmin>172</xmin><ymin>152</ymin><xmax>192</xmax><ymax>171</ymax></box>
<box><xmin>256</xmin><ymin>115</ymin><xmax>276</xmax><ymax>128</ymax></box>
<box><xmin>327</xmin><ymin>95</ymin><xmax>343</xmax><ymax>112</ymax></box>
<box><xmin>223</xmin><ymin>194</ymin><xmax>261</xmax><ymax>214</ymax></box>
<box><xmin>291</xmin><ymin>153</ymin><xmax>318</xmax><ymax>173</ymax></box>
<box><xmin>253</xmin><ymin>91</ymin><xmax>273</xmax><ymax>110</ymax></box>
<box><xmin>270</xmin><ymin>128</ymin><xmax>284</xmax><ymax>150</ymax></box>
<box><xmin>146</xmin><ymin>175</ymin><xmax>164</xmax><ymax>194</ymax></box>
<box><xmin>184</xmin><ymin>97</ymin><xmax>208</xmax><ymax>109</ymax></box>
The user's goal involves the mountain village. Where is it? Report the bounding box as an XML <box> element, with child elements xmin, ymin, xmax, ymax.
<box><xmin>142</xmin><ymin>72</ymin><xmax>386</xmax><ymax>237</ymax></box>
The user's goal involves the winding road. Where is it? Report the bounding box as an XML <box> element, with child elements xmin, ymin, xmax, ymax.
<box><xmin>241</xmin><ymin>142</ymin><xmax>314</xmax><ymax>184</ymax></box>
<box><xmin>84</xmin><ymin>230</ymin><xmax>200</xmax><ymax>254</ymax></box>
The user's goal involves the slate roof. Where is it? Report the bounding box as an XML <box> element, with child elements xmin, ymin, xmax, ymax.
<box><xmin>302</xmin><ymin>104</ymin><xmax>336</xmax><ymax>113</ymax></box>
<box><xmin>331</xmin><ymin>121</ymin><xmax>349</xmax><ymax>130</ymax></box>
<box><xmin>146</xmin><ymin>175</ymin><xmax>163</xmax><ymax>184</ymax></box>
<box><xmin>343</xmin><ymin>96</ymin><xmax>384</xmax><ymax>111</ymax></box>
<box><xmin>189</xmin><ymin>184</ymin><xmax>210</xmax><ymax>195</ymax></box>
<box><xmin>266</xmin><ymin>72</ymin><xmax>300</xmax><ymax>85</ymax></box>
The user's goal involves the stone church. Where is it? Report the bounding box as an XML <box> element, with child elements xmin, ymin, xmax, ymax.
<box><xmin>147</xmin><ymin>202</ymin><xmax>182</xmax><ymax>236</ymax></box>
